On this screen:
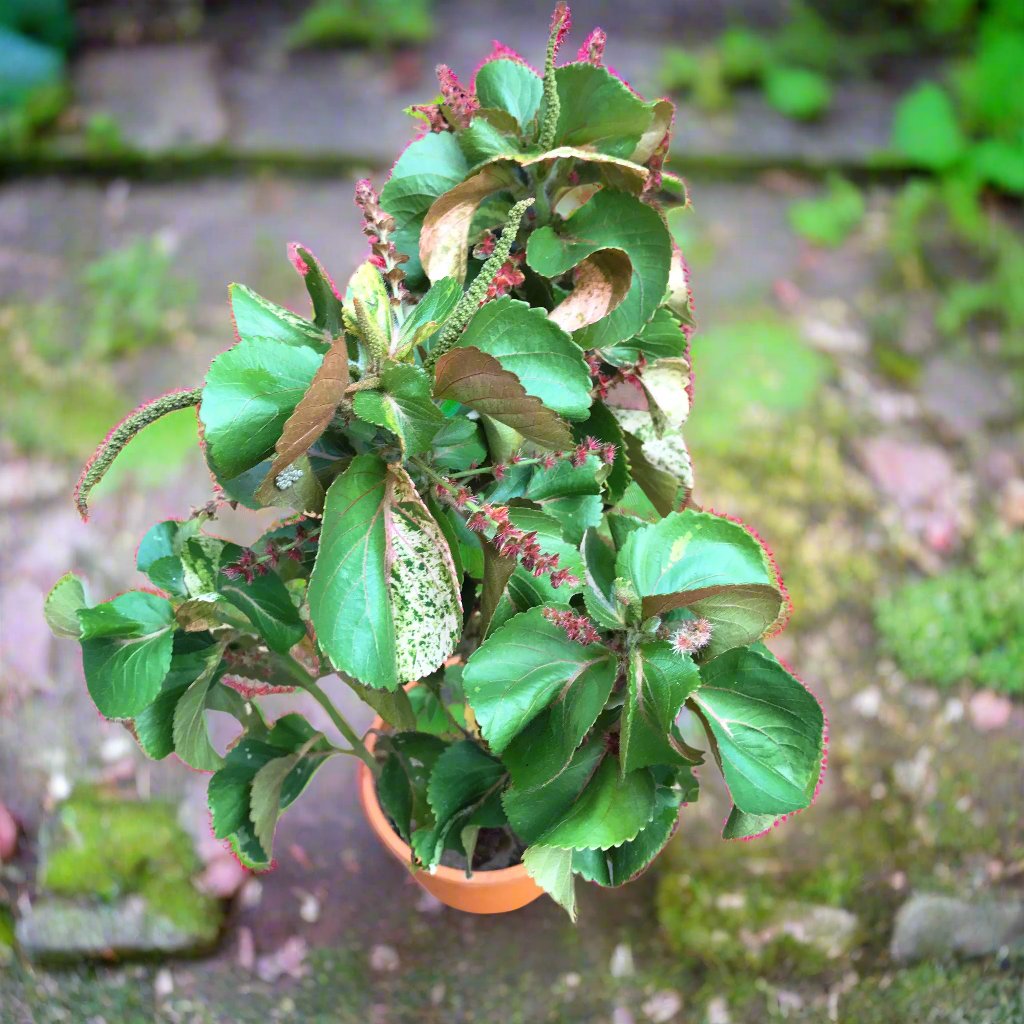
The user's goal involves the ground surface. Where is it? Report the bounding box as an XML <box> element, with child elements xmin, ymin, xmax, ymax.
<box><xmin>1</xmin><ymin>3</ymin><xmax>1022</xmax><ymax>1023</ymax></box>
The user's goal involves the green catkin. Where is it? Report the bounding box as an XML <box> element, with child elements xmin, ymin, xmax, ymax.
<box><xmin>352</xmin><ymin>296</ymin><xmax>391</xmax><ymax>365</ymax></box>
<box><xmin>74</xmin><ymin>388</ymin><xmax>202</xmax><ymax>519</ymax></box>
<box><xmin>537</xmin><ymin>9</ymin><xmax>564</xmax><ymax>151</ymax></box>
<box><xmin>426</xmin><ymin>197</ymin><xmax>536</xmax><ymax>370</ymax></box>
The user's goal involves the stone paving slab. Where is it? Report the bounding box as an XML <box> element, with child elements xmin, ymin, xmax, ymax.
<box><xmin>50</xmin><ymin>3</ymin><xmax>920</xmax><ymax>172</ymax></box>
<box><xmin>75</xmin><ymin>44</ymin><xmax>228</xmax><ymax>153</ymax></box>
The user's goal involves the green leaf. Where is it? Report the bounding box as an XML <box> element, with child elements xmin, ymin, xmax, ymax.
<box><xmin>207</xmin><ymin>715</ymin><xmax>331</xmax><ymax>866</ymax></box>
<box><xmin>763</xmin><ymin>65</ymin><xmax>832</xmax><ymax>121</ymax></box>
<box><xmin>431</xmin><ymin>416</ymin><xmax>487</xmax><ymax>471</ymax></box>
<box><xmin>44</xmin><ymin>572</ymin><xmax>87</xmax><ymax>639</ymax></box>
<box><xmin>529</xmin><ymin>755</ymin><xmax>657</xmax><ymax>851</ymax></box>
<box><xmin>554</xmin><ymin>63</ymin><xmax>657</xmax><ymax>158</ymax></box>
<box><xmin>171</xmin><ymin>643</ymin><xmax>227</xmax><ymax>771</ymax></box>
<box><xmin>397</xmin><ymin>276</ymin><xmax>462</xmax><ymax>355</ymax></box>
<box><xmin>693</xmin><ymin>647</ymin><xmax>824</xmax><ymax>815</ymax></box>
<box><xmin>619</xmin><ymin>510</ymin><xmax>783</xmax><ymax>656</ymax></box>
<box><xmin>891</xmin><ymin>82</ymin><xmax>965</xmax><ymax>171</ymax></box>
<box><xmin>378</xmin><ymin>732</ymin><xmax>448</xmax><ymax>842</ymax></box>
<box><xmin>78</xmin><ymin>592</ymin><xmax>175</xmax><ymax>719</ymax></box>
<box><xmin>458</xmin><ymin>111</ymin><xmax>522</xmax><ymax>165</ymax></box>
<box><xmin>475</xmin><ymin>59</ymin><xmax>543</xmax><ymax>133</ymax></box>
<box><xmin>455</xmin><ymin>297</ymin><xmax>593</xmax><ymax>421</ymax></box>
<box><xmin>527</xmin><ymin>190</ymin><xmax>672</xmax><ymax>353</ymax></box>
<box><xmin>380</xmin><ymin>131</ymin><xmax>470</xmax><ymax>286</ymax></box>
<box><xmin>601</xmin><ymin>307</ymin><xmax>688</xmax><ymax>366</ymax></box>
<box><xmin>290</xmin><ymin>244</ymin><xmax>343</xmax><ymax>336</ymax></box>
<box><xmin>352</xmin><ymin>362</ymin><xmax>445</xmax><ymax>456</ymax></box>
<box><xmin>378</xmin><ymin>752</ymin><xmax>415</xmax><ymax>843</ymax></box>
<box><xmin>621</xmin><ymin>642</ymin><xmax>701</xmax><ymax>774</ymax></box>
<box><xmin>200</xmin><ymin>336</ymin><xmax>323</xmax><ymax>481</ymax></box>
<box><xmin>250</xmin><ymin>753</ymin><xmax>300</xmax><ymax>858</ymax></box>
<box><xmin>229</xmin><ymin>283</ymin><xmax>326</xmax><ymax>351</ymax></box>
<box><xmin>722</xmin><ymin>805</ymin><xmax>778</xmax><ymax>840</ymax></box>
<box><xmin>581</xmin><ymin>530</ymin><xmax>625</xmax><ymax>630</ymax></box>
<box><xmin>432</xmin><ymin>346</ymin><xmax>574</xmax><ymax>450</ymax></box>
<box><xmin>412</xmin><ymin>740</ymin><xmax>505</xmax><ymax>868</ymax></box>
<box><xmin>345</xmin><ymin>260</ymin><xmax>393</xmax><ymax>354</ymax></box>
<box><xmin>134</xmin><ymin>635</ymin><xmax>224</xmax><ymax>760</ymax></box>
<box><xmin>614</xmin><ymin>413</ymin><xmax>692</xmax><ymax>514</ymax></box>
<box><xmin>308</xmin><ymin>456</ymin><xmax>462</xmax><ymax>689</ymax></box>
<box><xmin>572</xmin><ymin>782</ymin><xmax>681</xmax><ymax>886</ymax></box>
<box><xmin>788</xmin><ymin>175</ymin><xmax>865</xmax><ymax>248</ymax></box>
<box><xmin>462</xmin><ymin>607</ymin><xmax>615</xmax><ymax>772</ymax></box>
<box><xmin>523</xmin><ymin>845</ymin><xmax>576</xmax><ymax>920</ymax></box>
<box><xmin>218</xmin><ymin>550</ymin><xmax>305</xmax><ymax>655</ymax></box>
<box><xmin>544</xmin><ymin>494</ymin><xmax>602</xmax><ymax>547</ymax></box>
<box><xmin>347</xmin><ymin>680</ymin><xmax>417</xmax><ymax>732</ymax></box>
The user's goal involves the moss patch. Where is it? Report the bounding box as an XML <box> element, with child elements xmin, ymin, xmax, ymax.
<box><xmin>876</xmin><ymin>529</ymin><xmax>1024</xmax><ymax>695</ymax></box>
<box><xmin>692</xmin><ymin>395</ymin><xmax>880</xmax><ymax>625</ymax></box>
<box><xmin>39</xmin><ymin>787</ymin><xmax>220</xmax><ymax>939</ymax></box>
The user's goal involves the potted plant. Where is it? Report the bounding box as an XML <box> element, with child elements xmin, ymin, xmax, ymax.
<box><xmin>45</xmin><ymin>4</ymin><xmax>826</xmax><ymax>919</ymax></box>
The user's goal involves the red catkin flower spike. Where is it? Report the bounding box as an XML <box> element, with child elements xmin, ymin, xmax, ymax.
<box><xmin>576</xmin><ymin>27</ymin><xmax>606</xmax><ymax>65</ymax></box>
<box><xmin>550</xmin><ymin>2</ymin><xmax>572</xmax><ymax>59</ymax></box>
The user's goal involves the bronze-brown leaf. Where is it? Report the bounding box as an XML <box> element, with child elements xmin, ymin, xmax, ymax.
<box><xmin>433</xmin><ymin>346</ymin><xmax>573</xmax><ymax>451</ymax></box>
<box><xmin>257</xmin><ymin>336</ymin><xmax>350</xmax><ymax>497</ymax></box>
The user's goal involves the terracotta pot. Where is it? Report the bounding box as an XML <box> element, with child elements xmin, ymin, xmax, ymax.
<box><xmin>358</xmin><ymin>719</ymin><xmax>544</xmax><ymax>915</ymax></box>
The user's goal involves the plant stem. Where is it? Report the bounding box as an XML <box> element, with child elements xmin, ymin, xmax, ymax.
<box><xmin>279</xmin><ymin>656</ymin><xmax>380</xmax><ymax>777</ymax></box>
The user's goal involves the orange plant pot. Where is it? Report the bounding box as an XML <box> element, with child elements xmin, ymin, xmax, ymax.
<box><xmin>358</xmin><ymin>719</ymin><xmax>544</xmax><ymax>915</ymax></box>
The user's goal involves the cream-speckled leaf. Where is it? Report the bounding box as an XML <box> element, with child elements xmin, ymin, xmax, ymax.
<box><xmin>640</xmin><ymin>358</ymin><xmax>691</xmax><ymax>432</ymax></box>
<box><xmin>612</xmin><ymin>410</ymin><xmax>693</xmax><ymax>490</ymax></box>
<box><xmin>549</xmin><ymin>248</ymin><xmax>632</xmax><ymax>332</ymax></box>
<box><xmin>419</xmin><ymin>165</ymin><xmax>515</xmax><ymax>284</ymax></box>
<box><xmin>665</xmin><ymin>248</ymin><xmax>696</xmax><ymax>327</ymax></box>
<box><xmin>308</xmin><ymin>456</ymin><xmax>462</xmax><ymax>688</ymax></box>
<box><xmin>387</xmin><ymin>467</ymin><xmax>464</xmax><ymax>682</ymax></box>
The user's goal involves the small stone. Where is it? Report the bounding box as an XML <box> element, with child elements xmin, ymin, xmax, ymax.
<box><xmin>297</xmin><ymin>890</ymin><xmax>321</xmax><ymax>924</ymax></box>
<box><xmin>968</xmin><ymin>690</ymin><xmax>1013</xmax><ymax>732</ymax></box>
<box><xmin>369</xmin><ymin>943</ymin><xmax>400</xmax><ymax>973</ymax></box>
<box><xmin>415</xmin><ymin>891</ymin><xmax>443</xmax><ymax>914</ymax></box>
<box><xmin>237</xmin><ymin>926</ymin><xmax>255</xmax><ymax>971</ymax></box>
<box><xmin>154</xmin><ymin>967</ymin><xmax>174</xmax><ymax>999</ymax></box>
<box><xmin>943</xmin><ymin>698</ymin><xmax>965</xmax><ymax>723</ymax></box>
<box><xmin>891</xmin><ymin>892</ymin><xmax>1024</xmax><ymax>962</ymax></box>
<box><xmin>430</xmin><ymin>982</ymin><xmax>446</xmax><ymax>1006</ymax></box>
<box><xmin>562</xmin><ymin>972</ymin><xmax>581</xmax><ymax>989</ymax></box>
<box><xmin>850</xmin><ymin>686</ymin><xmax>881</xmax><ymax>718</ymax></box>
<box><xmin>609</xmin><ymin>942</ymin><xmax>635</xmax><ymax>978</ymax></box>
<box><xmin>642</xmin><ymin>990</ymin><xmax>682</xmax><ymax>1022</ymax></box>
<box><xmin>196</xmin><ymin>854</ymin><xmax>248</xmax><ymax>899</ymax></box>
<box><xmin>999</xmin><ymin>479</ymin><xmax>1024</xmax><ymax>528</ymax></box>
<box><xmin>919</xmin><ymin>358</ymin><xmax>1018</xmax><ymax>441</ymax></box>
<box><xmin>75</xmin><ymin>45</ymin><xmax>228</xmax><ymax>152</ymax></box>
<box><xmin>776</xmin><ymin>990</ymin><xmax>804</xmax><ymax>1015</ymax></box>
<box><xmin>705</xmin><ymin>996</ymin><xmax>731</xmax><ymax>1024</ymax></box>
<box><xmin>256</xmin><ymin>936</ymin><xmax>308</xmax><ymax>982</ymax></box>
<box><xmin>777</xmin><ymin>904</ymin><xmax>859</xmax><ymax>960</ymax></box>
<box><xmin>0</xmin><ymin>804</ymin><xmax>18</xmax><ymax>862</ymax></box>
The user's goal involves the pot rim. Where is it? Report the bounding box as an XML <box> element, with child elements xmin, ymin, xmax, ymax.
<box><xmin>358</xmin><ymin>718</ymin><xmax>533</xmax><ymax>888</ymax></box>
